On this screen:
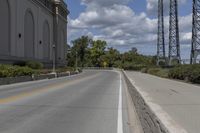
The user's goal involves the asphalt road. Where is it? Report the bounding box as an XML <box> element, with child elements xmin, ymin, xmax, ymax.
<box><xmin>126</xmin><ymin>71</ymin><xmax>200</xmax><ymax>133</ymax></box>
<box><xmin>0</xmin><ymin>70</ymin><xmax>133</xmax><ymax>133</ymax></box>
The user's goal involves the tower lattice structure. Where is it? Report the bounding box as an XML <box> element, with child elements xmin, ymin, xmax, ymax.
<box><xmin>157</xmin><ymin>0</ymin><xmax>166</xmax><ymax>65</ymax></box>
<box><xmin>191</xmin><ymin>0</ymin><xmax>200</xmax><ymax>64</ymax></box>
<box><xmin>169</xmin><ymin>0</ymin><xmax>181</xmax><ymax>65</ymax></box>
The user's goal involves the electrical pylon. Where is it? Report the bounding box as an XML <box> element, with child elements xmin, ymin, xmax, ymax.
<box><xmin>191</xmin><ymin>0</ymin><xmax>200</xmax><ymax>64</ymax></box>
<box><xmin>157</xmin><ymin>0</ymin><xmax>166</xmax><ymax>65</ymax></box>
<box><xmin>169</xmin><ymin>0</ymin><xmax>181</xmax><ymax>65</ymax></box>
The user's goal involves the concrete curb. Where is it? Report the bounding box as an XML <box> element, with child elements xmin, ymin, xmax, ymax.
<box><xmin>122</xmin><ymin>70</ymin><xmax>188</xmax><ymax>133</ymax></box>
<box><xmin>0</xmin><ymin>71</ymin><xmax>80</xmax><ymax>86</ymax></box>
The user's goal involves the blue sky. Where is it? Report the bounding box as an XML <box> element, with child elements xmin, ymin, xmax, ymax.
<box><xmin>66</xmin><ymin>0</ymin><xmax>193</xmax><ymax>59</ymax></box>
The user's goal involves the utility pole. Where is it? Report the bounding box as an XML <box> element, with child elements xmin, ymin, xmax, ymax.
<box><xmin>169</xmin><ymin>0</ymin><xmax>181</xmax><ymax>65</ymax></box>
<box><xmin>191</xmin><ymin>0</ymin><xmax>200</xmax><ymax>64</ymax></box>
<box><xmin>52</xmin><ymin>44</ymin><xmax>56</xmax><ymax>73</ymax></box>
<box><xmin>75</xmin><ymin>51</ymin><xmax>78</xmax><ymax>72</ymax></box>
<box><xmin>157</xmin><ymin>0</ymin><xmax>166</xmax><ymax>65</ymax></box>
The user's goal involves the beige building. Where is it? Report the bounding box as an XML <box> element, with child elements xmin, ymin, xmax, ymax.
<box><xmin>0</xmin><ymin>0</ymin><xmax>69</xmax><ymax>67</ymax></box>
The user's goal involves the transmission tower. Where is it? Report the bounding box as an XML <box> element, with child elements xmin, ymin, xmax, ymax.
<box><xmin>157</xmin><ymin>0</ymin><xmax>166</xmax><ymax>65</ymax></box>
<box><xmin>191</xmin><ymin>0</ymin><xmax>200</xmax><ymax>64</ymax></box>
<box><xmin>169</xmin><ymin>0</ymin><xmax>181</xmax><ymax>65</ymax></box>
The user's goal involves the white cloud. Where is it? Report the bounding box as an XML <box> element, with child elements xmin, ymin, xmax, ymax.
<box><xmin>68</xmin><ymin>0</ymin><xmax>192</xmax><ymax>56</ymax></box>
<box><xmin>81</xmin><ymin>0</ymin><xmax>131</xmax><ymax>7</ymax></box>
<box><xmin>147</xmin><ymin>0</ymin><xmax>187</xmax><ymax>15</ymax></box>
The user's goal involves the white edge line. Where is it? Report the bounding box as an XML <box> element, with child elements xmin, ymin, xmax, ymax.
<box><xmin>117</xmin><ymin>72</ymin><xmax>123</xmax><ymax>133</ymax></box>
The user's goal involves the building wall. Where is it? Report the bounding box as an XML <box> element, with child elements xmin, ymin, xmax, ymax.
<box><xmin>56</xmin><ymin>15</ymin><xmax>67</xmax><ymax>65</ymax></box>
<box><xmin>0</xmin><ymin>0</ymin><xmax>10</xmax><ymax>55</ymax></box>
<box><xmin>0</xmin><ymin>0</ymin><xmax>68</xmax><ymax>66</ymax></box>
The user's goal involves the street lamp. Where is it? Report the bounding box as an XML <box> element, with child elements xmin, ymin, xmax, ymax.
<box><xmin>52</xmin><ymin>44</ymin><xmax>56</xmax><ymax>74</ymax></box>
<box><xmin>75</xmin><ymin>51</ymin><xmax>78</xmax><ymax>72</ymax></box>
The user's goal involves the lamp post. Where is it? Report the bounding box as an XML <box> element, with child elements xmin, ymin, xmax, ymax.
<box><xmin>75</xmin><ymin>51</ymin><xmax>78</xmax><ymax>72</ymax></box>
<box><xmin>52</xmin><ymin>44</ymin><xmax>56</xmax><ymax>74</ymax></box>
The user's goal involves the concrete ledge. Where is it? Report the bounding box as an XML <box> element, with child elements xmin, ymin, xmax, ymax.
<box><xmin>0</xmin><ymin>76</ymin><xmax>33</xmax><ymax>85</ymax></box>
<box><xmin>33</xmin><ymin>74</ymin><xmax>56</xmax><ymax>80</ymax></box>
<box><xmin>83</xmin><ymin>67</ymin><xmax>114</xmax><ymax>70</ymax></box>
<box><xmin>57</xmin><ymin>72</ymin><xmax>70</xmax><ymax>77</ymax></box>
<box><xmin>0</xmin><ymin>72</ymin><xmax>80</xmax><ymax>86</ymax></box>
<box><xmin>122</xmin><ymin>71</ymin><xmax>187</xmax><ymax>133</ymax></box>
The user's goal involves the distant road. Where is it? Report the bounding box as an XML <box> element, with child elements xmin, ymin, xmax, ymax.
<box><xmin>126</xmin><ymin>71</ymin><xmax>200</xmax><ymax>133</ymax></box>
<box><xmin>0</xmin><ymin>70</ymin><xmax>133</xmax><ymax>133</ymax></box>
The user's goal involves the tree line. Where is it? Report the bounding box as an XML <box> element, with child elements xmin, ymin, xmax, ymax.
<box><xmin>67</xmin><ymin>36</ymin><xmax>156</xmax><ymax>69</ymax></box>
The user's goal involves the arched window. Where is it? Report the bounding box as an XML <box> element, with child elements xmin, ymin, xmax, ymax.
<box><xmin>24</xmin><ymin>10</ymin><xmax>34</xmax><ymax>58</ymax></box>
<box><xmin>0</xmin><ymin>0</ymin><xmax>10</xmax><ymax>55</ymax></box>
<box><xmin>43</xmin><ymin>21</ymin><xmax>50</xmax><ymax>60</ymax></box>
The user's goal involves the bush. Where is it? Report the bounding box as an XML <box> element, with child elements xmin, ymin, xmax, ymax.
<box><xmin>147</xmin><ymin>68</ymin><xmax>169</xmax><ymax>78</ymax></box>
<box><xmin>168</xmin><ymin>64</ymin><xmax>200</xmax><ymax>83</ymax></box>
<box><xmin>56</xmin><ymin>67</ymin><xmax>76</xmax><ymax>73</ymax></box>
<box><xmin>141</xmin><ymin>68</ymin><xmax>148</xmax><ymax>73</ymax></box>
<box><xmin>0</xmin><ymin>65</ymin><xmax>35</xmax><ymax>78</ymax></box>
<box><xmin>122</xmin><ymin>62</ymin><xmax>146</xmax><ymax>71</ymax></box>
<box><xmin>12</xmin><ymin>66</ymin><xmax>35</xmax><ymax>77</ymax></box>
<box><xmin>25</xmin><ymin>61</ymin><xmax>43</xmax><ymax>69</ymax></box>
<box><xmin>168</xmin><ymin>65</ymin><xmax>192</xmax><ymax>80</ymax></box>
<box><xmin>189</xmin><ymin>70</ymin><xmax>200</xmax><ymax>83</ymax></box>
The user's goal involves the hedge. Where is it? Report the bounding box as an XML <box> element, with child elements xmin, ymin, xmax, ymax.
<box><xmin>146</xmin><ymin>68</ymin><xmax>169</xmax><ymax>78</ymax></box>
<box><xmin>0</xmin><ymin>65</ymin><xmax>35</xmax><ymax>78</ymax></box>
<box><xmin>25</xmin><ymin>61</ymin><xmax>44</xmax><ymax>69</ymax></box>
<box><xmin>168</xmin><ymin>64</ymin><xmax>200</xmax><ymax>83</ymax></box>
<box><xmin>122</xmin><ymin>62</ymin><xmax>147</xmax><ymax>71</ymax></box>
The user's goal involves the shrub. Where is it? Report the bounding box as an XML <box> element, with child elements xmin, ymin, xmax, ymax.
<box><xmin>122</xmin><ymin>62</ymin><xmax>146</xmax><ymax>71</ymax></box>
<box><xmin>189</xmin><ymin>70</ymin><xmax>200</xmax><ymax>83</ymax></box>
<box><xmin>25</xmin><ymin>61</ymin><xmax>43</xmax><ymax>69</ymax></box>
<box><xmin>141</xmin><ymin>68</ymin><xmax>148</xmax><ymax>73</ymax></box>
<box><xmin>168</xmin><ymin>64</ymin><xmax>200</xmax><ymax>83</ymax></box>
<box><xmin>56</xmin><ymin>67</ymin><xmax>76</xmax><ymax>73</ymax></box>
<box><xmin>12</xmin><ymin>66</ymin><xmax>35</xmax><ymax>77</ymax></box>
<box><xmin>169</xmin><ymin>65</ymin><xmax>192</xmax><ymax>80</ymax></box>
<box><xmin>147</xmin><ymin>68</ymin><xmax>169</xmax><ymax>78</ymax></box>
<box><xmin>0</xmin><ymin>65</ymin><xmax>35</xmax><ymax>78</ymax></box>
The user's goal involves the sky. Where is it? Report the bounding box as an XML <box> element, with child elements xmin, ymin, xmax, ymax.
<box><xmin>65</xmin><ymin>0</ymin><xmax>193</xmax><ymax>59</ymax></box>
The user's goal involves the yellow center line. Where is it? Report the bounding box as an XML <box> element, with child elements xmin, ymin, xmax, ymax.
<box><xmin>0</xmin><ymin>73</ymin><xmax>99</xmax><ymax>104</ymax></box>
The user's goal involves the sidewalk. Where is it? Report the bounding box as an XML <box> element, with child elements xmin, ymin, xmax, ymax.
<box><xmin>125</xmin><ymin>71</ymin><xmax>200</xmax><ymax>133</ymax></box>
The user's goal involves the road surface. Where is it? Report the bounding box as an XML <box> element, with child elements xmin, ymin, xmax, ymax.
<box><xmin>0</xmin><ymin>70</ymin><xmax>138</xmax><ymax>133</ymax></box>
<box><xmin>126</xmin><ymin>71</ymin><xmax>200</xmax><ymax>133</ymax></box>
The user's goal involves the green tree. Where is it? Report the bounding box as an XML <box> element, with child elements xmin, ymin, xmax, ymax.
<box><xmin>101</xmin><ymin>47</ymin><xmax>120</xmax><ymax>67</ymax></box>
<box><xmin>67</xmin><ymin>36</ymin><xmax>154</xmax><ymax>70</ymax></box>
<box><xmin>90</xmin><ymin>40</ymin><xmax>107</xmax><ymax>67</ymax></box>
<box><xmin>70</xmin><ymin>36</ymin><xmax>92</xmax><ymax>67</ymax></box>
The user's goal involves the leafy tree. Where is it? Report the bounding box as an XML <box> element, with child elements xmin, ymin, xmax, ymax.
<box><xmin>67</xmin><ymin>36</ymin><xmax>154</xmax><ymax>70</ymax></box>
<box><xmin>101</xmin><ymin>47</ymin><xmax>120</xmax><ymax>67</ymax></box>
<box><xmin>90</xmin><ymin>40</ymin><xmax>107</xmax><ymax>67</ymax></box>
<box><xmin>69</xmin><ymin>36</ymin><xmax>92</xmax><ymax>67</ymax></box>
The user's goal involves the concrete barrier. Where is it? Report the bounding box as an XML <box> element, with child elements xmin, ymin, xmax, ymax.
<box><xmin>57</xmin><ymin>72</ymin><xmax>70</xmax><ymax>77</ymax></box>
<box><xmin>0</xmin><ymin>71</ymin><xmax>80</xmax><ymax>86</ymax></box>
<box><xmin>33</xmin><ymin>74</ymin><xmax>56</xmax><ymax>80</ymax></box>
<box><xmin>83</xmin><ymin>67</ymin><xmax>114</xmax><ymax>70</ymax></box>
<box><xmin>0</xmin><ymin>76</ymin><xmax>33</xmax><ymax>85</ymax></box>
<box><xmin>122</xmin><ymin>71</ymin><xmax>187</xmax><ymax>133</ymax></box>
